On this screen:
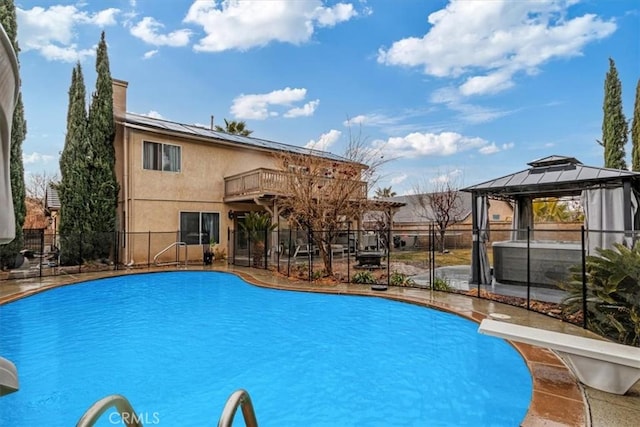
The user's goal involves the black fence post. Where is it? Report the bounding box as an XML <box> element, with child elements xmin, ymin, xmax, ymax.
<box><xmin>526</xmin><ymin>226</ymin><xmax>531</xmax><ymax>310</ymax></box>
<box><xmin>308</xmin><ymin>227</ymin><xmax>312</xmax><ymax>282</ymax></box>
<box><xmin>147</xmin><ymin>231</ymin><xmax>151</xmax><ymax>268</ymax></box>
<box><xmin>347</xmin><ymin>222</ymin><xmax>351</xmax><ymax>285</ymax></box>
<box><xmin>387</xmin><ymin>223</ymin><xmax>391</xmax><ymax>288</ymax></box>
<box><xmin>79</xmin><ymin>232</ymin><xmax>83</xmax><ymax>274</ymax></box>
<box><xmin>264</xmin><ymin>227</ymin><xmax>268</xmax><ymax>270</ymax></box>
<box><xmin>248</xmin><ymin>230</ymin><xmax>252</xmax><ymax>268</ymax></box>
<box><xmin>581</xmin><ymin>225</ymin><xmax>587</xmax><ymax>329</ymax></box>
<box><xmin>276</xmin><ymin>227</ymin><xmax>280</xmax><ymax>273</ymax></box>
<box><xmin>39</xmin><ymin>230</ymin><xmax>44</xmax><ymax>278</ymax></box>
<box><xmin>287</xmin><ymin>228</ymin><xmax>292</xmax><ymax>277</ymax></box>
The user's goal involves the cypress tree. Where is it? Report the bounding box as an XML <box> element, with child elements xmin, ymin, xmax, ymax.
<box><xmin>59</xmin><ymin>63</ymin><xmax>89</xmax><ymax>265</ymax></box>
<box><xmin>86</xmin><ymin>31</ymin><xmax>118</xmax><ymax>260</ymax></box>
<box><xmin>601</xmin><ymin>58</ymin><xmax>628</xmax><ymax>169</ymax></box>
<box><xmin>632</xmin><ymin>79</ymin><xmax>640</xmax><ymax>172</ymax></box>
<box><xmin>0</xmin><ymin>0</ymin><xmax>27</xmax><ymax>269</ymax></box>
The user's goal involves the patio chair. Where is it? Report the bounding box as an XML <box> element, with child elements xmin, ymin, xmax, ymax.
<box><xmin>293</xmin><ymin>239</ymin><xmax>312</xmax><ymax>258</ymax></box>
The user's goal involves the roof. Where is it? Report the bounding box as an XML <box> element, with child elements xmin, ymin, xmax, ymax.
<box><xmin>45</xmin><ymin>184</ymin><xmax>60</xmax><ymax>210</ymax></box>
<box><xmin>462</xmin><ymin>155</ymin><xmax>640</xmax><ymax>197</ymax></box>
<box><xmin>123</xmin><ymin>113</ymin><xmax>358</xmax><ymax>165</ymax></box>
<box><xmin>368</xmin><ymin>193</ymin><xmax>472</xmax><ymax>224</ymax></box>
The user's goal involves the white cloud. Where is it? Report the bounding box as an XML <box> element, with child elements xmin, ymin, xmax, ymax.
<box><xmin>230</xmin><ymin>87</ymin><xmax>313</xmax><ymax>120</ymax></box>
<box><xmin>479</xmin><ymin>142</ymin><xmax>515</xmax><ymax>155</ymax></box>
<box><xmin>141</xmin><ymin>110</ymin><xmax>164</xmax><ymax>119</ymax></box>
<box><xmin>130</xmin><ymin>17</ymin><xmax>191</xmax><ymax>47</ymax></box>
<box><xmin>430</xmin><ymin>169</ymin><xmax>462</xmax><ymax>184</ymax></box>
<box><xmin>142</xmin><ymin>49</ymin><xmax>158</xmax><ymax>59</ymax></box>
<box><xmin>377</xmin><ymin>0</ymin><xmax>616</xmax><ymax>96</ymax></box>
<box><xmin>343</xmin><ymin>113</ymin><xmax>400</xmax><ymax>127</ymax></box>
<box><xmin>374</xmin><ymin>131</ymin><xmax>491</xmax><ymax>158</ymax></box>
<box><xmin>313</xmin><ymin>3</ymin><xmax>357</xmax><ymax>27</ymax></box>
<box><xmin>184</xmin><ymin>0</ymin><xmax>357</xmax><ymax>52</ymax></box>
<box><xmin>284</xmin><ymin>100</ymin><xmax>320</xmax><ymax>118</ymax></box>
<box><xmin>430</xmin><ymin>87</ymin><xmax>512</xmax><ymax>124</ymax></box>
<box><xmin>23</xmin><ymin>152</ymin><xmax>55</xmax><ymax>164</ymax></box>
<box><xmin>390</xmin><ymin>174</ymin><xmax>408</xmax><ymax>185</ymax></box>
<box><xmin>17</xmin><ymin>5</ymin><xmax>119</xmax><ymax>62</ymax></box>
<box><xmin>305</xmin><ymin>129</ymin><xmax>341</xmax><ymax>151</ymax></box>
<box><xmin>91</xmin><ymin>8</ymin><xmax>119</xmax><ymax>26</ymax></box>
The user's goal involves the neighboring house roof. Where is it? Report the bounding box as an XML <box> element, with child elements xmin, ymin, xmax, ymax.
<box><xmin>45</xmin><ymin>184</ymin><xmax>60</xmax><ymax>211</ymax></box>
<box><xmin>369</xmin><ymin>192</ymin><xmax>472</xmax><ymax>224</ymax></box>
<box><xmin>462</xmin><ymin>155</ymin><xmax>640</xmax><ymax>197</ymax></box>
<box><xmin>123</xmin><ymin>113</ymin><xmax>359</xmax><ymax>165</ymax></box>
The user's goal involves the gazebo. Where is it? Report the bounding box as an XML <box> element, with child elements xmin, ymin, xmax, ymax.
<box><xmin>462</xmin><ymin>155</ymin><xmax>640</xmax><ymax>285</ymax></box>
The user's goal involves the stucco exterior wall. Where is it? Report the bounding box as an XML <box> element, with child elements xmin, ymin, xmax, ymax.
<box><xmin>115</xmin><ymin>124</ymin><xmax>282</xmax><ymax>264</ymax></box>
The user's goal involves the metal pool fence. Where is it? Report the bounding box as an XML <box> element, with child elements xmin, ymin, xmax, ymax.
<box><xmin>5</xmin><ymin>225</ymin><xmax>640</xmax><ymax>345</ymax></box>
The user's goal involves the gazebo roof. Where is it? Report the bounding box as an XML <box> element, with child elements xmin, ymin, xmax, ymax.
<box><xmin>461</xmin><ymin>155</ymin><xmax>640</xmax><ymax>198</ymax></box>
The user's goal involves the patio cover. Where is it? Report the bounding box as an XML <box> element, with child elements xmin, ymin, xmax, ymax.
<box><xmin>462</xmin><ymin>155</ymin><xmax>640</xmax><ymax>284</ymax></box>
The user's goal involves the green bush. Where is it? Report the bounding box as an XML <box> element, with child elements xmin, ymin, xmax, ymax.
<box><xmin>312</xmin><ymin>269</ymin><xmax>326</xmax><ymax>280</ymax></box>
<box><xmin>432</xmin><ymin>276</ymin><xmax>452</xmax><ymax>291</ymax></box>
<box><xmin>352</xmin><ymin>271</ymin><xmax>376</xmax><ymax>284</ymax></box>
<box><xmin>560</xmin><ymin>242</ymin><xmax>640</xmax><ymax>346</ymax></box>
<box><xmin>390</xmin><ymin>271</ymin><xmax>415</xmax><ymax>287</ymax></box>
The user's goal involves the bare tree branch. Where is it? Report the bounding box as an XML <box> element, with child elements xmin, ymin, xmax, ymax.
<box><xmin>26</xmin><ymin>170</ymin><xmax>60</xmax><ymax>202</ymax></box>
<box><xmin>411</xmin><ymin>172</ymin><xmax>464</xmax><ymax>252</ymax></box>
<box><xmin>275</xmin><ymin>122</ymin><xmax>389</xmax><ymax>275</ymax></box>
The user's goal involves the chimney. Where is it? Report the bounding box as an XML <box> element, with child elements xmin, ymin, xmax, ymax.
<box><xmin>112</xmin><ymin>78</ymin><xmax>128</xmax><ymax>119</ymax></box>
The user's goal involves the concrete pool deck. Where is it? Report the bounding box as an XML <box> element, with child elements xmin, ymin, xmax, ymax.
<box><xmin>1</xmin><ymin>264</ymin><xmax>638</xmax><ymax>426</ymax></box>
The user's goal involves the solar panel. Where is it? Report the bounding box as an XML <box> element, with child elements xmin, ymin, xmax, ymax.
<box><xmin>125</xmin><ymin>113</ymin><xmax>352</xmax><ymax>163</ymax></box>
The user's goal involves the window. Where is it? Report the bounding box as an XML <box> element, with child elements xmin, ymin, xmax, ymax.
<box><xmin>492</xmin><ymin>214</ymin><xmax>500</xmax><ymax>221</ymax></box>
<box><xmin>143</xmin><ymin>141</ymin><xmax>181</xmax><ymax>172</ymax></box>
<box><xmin>180</xmin><ymin>212</ymin><xmax>219</xmax><ymax>245</ymax></box>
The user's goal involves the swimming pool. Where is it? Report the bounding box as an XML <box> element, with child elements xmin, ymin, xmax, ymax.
<box><xmin>0</xmin><ymin>271</ymin><xmax>532</xmax><ymax>426</ymax></box>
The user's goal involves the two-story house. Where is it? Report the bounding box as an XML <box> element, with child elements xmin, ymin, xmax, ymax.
<box><xmin>112</xmin><ymin>79</ymin><xmax>367</xmax><ymax>265</ymax></box>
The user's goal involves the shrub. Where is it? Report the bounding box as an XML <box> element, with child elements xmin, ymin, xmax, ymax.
<box><xmin>352</xmin><ymin>271</ymin><xmax>376</xmax><ymax>284</ymax></box>
<box><xmin>433</xmin><ymin>276</ymin><xmax>452</xmax><ymax>291</ymax></box>
<box><xmin>390</xmin><ymin>271</ymin><xmax>415</xmax><ymax>287</ymax></box>
<box><xmin>312</xmin><ymin>269</ymin><xmax>326</xmax><ymax>281</ymax></box>
<box><xmin>213</xmin><ymin>246</ymin><xmax>227</xmax><ymax>260</ymax></box>
<box><xmin>560</xmin><ymin>242</ymin><xmax>640</xmax><ymax>346</ymax></box>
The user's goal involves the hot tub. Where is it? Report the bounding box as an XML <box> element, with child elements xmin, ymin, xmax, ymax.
<box><xmin>492</xmin><ymin>240</ymin><xmax>582</xmax><ymax>287</ymax></box>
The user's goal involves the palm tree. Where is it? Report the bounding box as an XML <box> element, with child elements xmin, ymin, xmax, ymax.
<box><xmin>374</xmin><ymin>186</ymin><xmax>396</xmax><ymax>199</ymax></box>
<box><xmin>214</xmin><ymin>118</ymin><xmax>253</xmax><ymax>136</ymax></box>
<box><xmin>239</xmin><ymin>211</ymin><xmax>277</xmax><ymax>267</ymax></box>
<box><xmin>533</xmin><ymin>197</ymin><xmax>575</xmax><ymax>222</ymax></box>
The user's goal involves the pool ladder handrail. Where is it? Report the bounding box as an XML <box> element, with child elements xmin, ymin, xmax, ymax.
<box><xmin>76</xmin><ymin>389</ymin><xmax>258</xmax><ymax>426</ymax></box>
<box><xmin>153</xmin><ymin>241</ymin><xmax>188</xmax><ymax>267</ymax></box>
<box><xmin>76</xmin><ymin>394</ymin><xmax>141</xmax><ymax>427</ymax></box>
<box><xmin>217</xmin><ymin>388</ymin><xmax>258</xmax><ymax>427</ymax></box>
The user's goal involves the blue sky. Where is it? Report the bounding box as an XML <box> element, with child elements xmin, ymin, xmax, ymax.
<box><xmin>15</xmin><ymin>0</ymin><xmax>640</xmax><ymax>195</ymax></box>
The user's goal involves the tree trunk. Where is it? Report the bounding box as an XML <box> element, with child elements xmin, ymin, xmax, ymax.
<box><xmin>439</xmin><ymin>230</ymin><xmax>446</xmax><ymax>253</ymax></box>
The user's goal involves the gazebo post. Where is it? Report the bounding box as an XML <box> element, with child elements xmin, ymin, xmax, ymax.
<box><xmin>470</xmin><ymin>191</ymin><xmax>479</xmax><ymax>285</ymax></box>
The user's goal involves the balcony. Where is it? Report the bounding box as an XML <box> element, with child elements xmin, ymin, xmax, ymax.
<box><xmin>224</xmin><ymin>168</ymin><xmax>367</xmax><ymax>202</ymax></box>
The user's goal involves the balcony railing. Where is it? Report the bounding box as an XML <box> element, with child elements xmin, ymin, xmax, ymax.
<box><xmin>224</xmin><ymin>168</ymin><xmax>367</xmax><ymax>201</ymax></box>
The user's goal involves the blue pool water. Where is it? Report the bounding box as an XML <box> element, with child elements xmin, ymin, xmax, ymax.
<box><xmin>0</xmin><ymin>271</ymin><xmax>532</xmax><ymax>426</ymax></box>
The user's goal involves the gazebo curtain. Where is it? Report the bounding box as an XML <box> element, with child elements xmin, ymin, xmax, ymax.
<box><xmin>510</xmin><ymin>197</ymin><xmax>532</xmax><ymax>240</ymax></box>
<box><xmin>471</xmin><ymin>195</ymin><xmax>491</xmax><ymax>285</ymax></box>
<box><xmin>582</xmin><ymin>187</ymin><xmax>638</xmax><ymax>254</ymax></box>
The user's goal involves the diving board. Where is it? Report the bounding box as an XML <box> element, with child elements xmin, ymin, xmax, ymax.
<box><xmin>478</xmin><ymin>319</ymin><xmax>640</xmax><ymax>395</ymax></box>
<box><xmin>0</xmin><ymin>356</ymin><xmax>18</xmax><ymax>396</ymax></box>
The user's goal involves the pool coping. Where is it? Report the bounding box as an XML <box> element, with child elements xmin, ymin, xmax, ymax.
<box><xmin>0</xmin><ymin>266</ymin><xmax>590</xmax><ymax>426</ymax></box>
